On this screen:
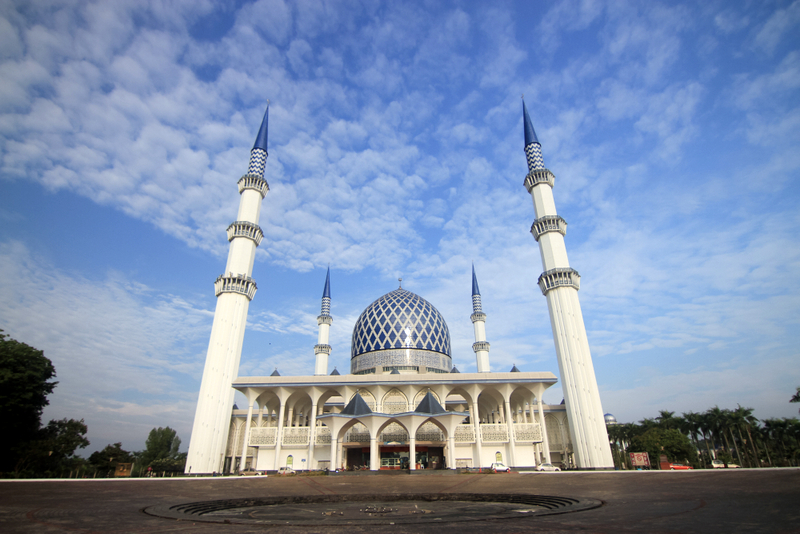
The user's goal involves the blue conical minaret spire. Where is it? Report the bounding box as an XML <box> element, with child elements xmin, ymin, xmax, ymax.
<box><xmin>523</xmin><ymin>100</ymin><xmax>545</xmax><ymax>172</ymax></box>
<box><xmin>471</xmin><ymin>263</ymin><xmax>483</xmax><ymax>313</ymax></box>
<box><xmin>247</xmin><ymin>102</ymin><xmax>269</xmax><ymax>177</ymax></box>
<box><xmin>321</xmin><ymin>266</ymin><xmax>331</xmax><ymax>315</ymax></box>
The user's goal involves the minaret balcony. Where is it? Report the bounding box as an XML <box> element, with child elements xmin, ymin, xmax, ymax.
<box><xmin>226</xmin><ymin>221</ymin><xmax>264</xmax><ymax>245</ymax></box>
<box><xmin>470</xmin><ymin>312</ymin><xmax>487</xmax><ymax>323</ymax></box>
<box><xmin>472</xmin><ymin>341</ymin><xmax>490</xmax><ymax>353</ymax></box>
<box><xmin>537</xmin><ymin>268</ymin><xmax>580</xmax><ymax>295</ymax></box>
<box><xmin>523</xmin><ymin>168</ymin><xmax>555</xmax><ymax>193</ymax></box>
<box><xmin>237</xmin><ymin>174</ymin><xmax>270</xmax><ymax>198</ymax></box>
<box><xmin>214</xmin><ymin>274</ymin><xmax>258</xmax><ymax>300</ymax></box>
<box><xmin>317</xmin><ymin>315</ymin><xmax>333</xmax><ymax>326</ymax></box>
<box><xmin>314</xmin><ymin>344</ymin><xmax>332</xmax><ymax>355</ymax></box>
<box><xmin>530</xmin><ymin>215</ymin><xmax>567</xmax><ymax>242</ymax></box>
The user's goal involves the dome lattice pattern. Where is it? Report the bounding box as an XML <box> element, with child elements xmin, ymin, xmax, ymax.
<box><xmin>351</xmin><ymin>288</ymin><xmax>451</xmax><ymax>359</ymax></box>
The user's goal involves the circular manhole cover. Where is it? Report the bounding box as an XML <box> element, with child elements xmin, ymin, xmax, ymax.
<box><xmin>145</xmin><ymin>493</ymin><xmax>602</xmax><ymax>526</ymax></box>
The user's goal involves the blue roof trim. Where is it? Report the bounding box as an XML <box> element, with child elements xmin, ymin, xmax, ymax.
<box><xmin>522</xmin><ymin>100</ymin><xmax>539</xmax><ymax>147</ymax></box>
<box><xmin>253</xmin><ymin>103</ymin><xmax>269</xmax><ymax>153</ymax></box>
<box><xmin>472</xmin><ymin>263</ymin><xmax>481</xmax><ymax>296</ymax></box>
<box><xmin>322</xmin><ymin>266</ymin><xmax>331</xmax><ymax>299</ymax></box>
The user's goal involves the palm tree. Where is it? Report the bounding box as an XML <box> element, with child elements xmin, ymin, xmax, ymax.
<box><xmin>682</xmin><ymin>411</ymin><xmax>704</xmax><ymax>465</ymax></box>
<box><xmin>698</xmin><ymin>411</ymin><xmax>716</xmax><ymax>465</ymax></box>
<box><xmin>656</xmin><ymin>410</ymin><xmax>680</xmax><ymax>430</ymax></box>
<box><xmin>733</xmin><ymin>405</ymin><xmax>760</xmax><ymax>468</ymax></box>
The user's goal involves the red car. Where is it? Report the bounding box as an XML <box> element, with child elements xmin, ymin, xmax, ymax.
<box><xmin>668</xmin><ymin>463</ymin><xmax>693</xmax><ymax>470</ymax></box>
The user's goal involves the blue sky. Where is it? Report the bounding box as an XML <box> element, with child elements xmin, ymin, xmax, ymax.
<box><xmin>1</xmin><ymin>0</ymin><xmax>799</xmax><ymax>455</ymax></box>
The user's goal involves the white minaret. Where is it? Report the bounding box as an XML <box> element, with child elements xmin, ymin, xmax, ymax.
<box><xmin>471</xmin><ymin>264</ymin><xmax>491</xmax><ymax>373</ymax></box>
<box><xmin>185</xmin><ymin>104</ymin><xmax>271</xmax><ymax>475</ymax></box>
<box><xmin>522</xmin><ymin>101</ymin><xmax>614</xmax><ymax>469</ymax></box>
<box><xmin>314</xmin><ymin>267</ymin><xmax>332</xmax><ymax>376</ymax></box>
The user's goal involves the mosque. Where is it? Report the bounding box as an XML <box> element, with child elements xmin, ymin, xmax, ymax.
<box><xmin>185</xmin><ymin>102</ymin><xmax>614</xmax><ymax>474</ymax></box>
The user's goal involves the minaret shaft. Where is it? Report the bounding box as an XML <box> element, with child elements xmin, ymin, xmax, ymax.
<box><xmin>522</xmin><ymin>102</ymin><xmax>613</xmax><ymax>469</ymax></box>
<box><xmin>186</xmin><ymin>105</ymin><xmax>270</xmax><ymax>475</ymax></box>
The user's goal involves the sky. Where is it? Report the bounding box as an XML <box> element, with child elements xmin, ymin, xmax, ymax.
<box><xmin>1</xmin><ymin>0</ymin><xmax>799</xmax><ymax>455</ymax></box>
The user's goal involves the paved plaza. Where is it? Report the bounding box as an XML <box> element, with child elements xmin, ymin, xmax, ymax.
<box><xmin>1</xmin><ymin>469</ymin><xmax>798</xmax><ymax>533</ymax></box>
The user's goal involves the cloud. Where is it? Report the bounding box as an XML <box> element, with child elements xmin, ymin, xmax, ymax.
<box><xmin>753</xmin><ymin>0</ymin><xmax>800</xmax><ymax>54</ymax></box>
<box><xmin>0</xmin><ymin>240</ymin><xmax>212</xmax><ymax>451</ymax></box>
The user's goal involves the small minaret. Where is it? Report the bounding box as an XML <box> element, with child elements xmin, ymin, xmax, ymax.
<box><xmin>522</xmin><ymin>100</ymin><xmax>613</xmax><ymax>469</ymax></box>
<box><xmin>471</xmin><ymin>264</ymin><xmax>491</xmax><ymax>372</ymax></box>
<box><xmin>185</xmin><ymin>104</ymin><xmax>271</xmax><ymax>475</ymax></box>
<box><xmin>314</xmin><ymin>267</ymin><xmax>333</xmax><ymax>376</ymax></box>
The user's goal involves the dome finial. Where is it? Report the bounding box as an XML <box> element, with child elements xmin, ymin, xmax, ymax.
<box><xmin>398</xmin><ymin>277</ymin><xmax>402</xmax><ymax>289</ymax></box>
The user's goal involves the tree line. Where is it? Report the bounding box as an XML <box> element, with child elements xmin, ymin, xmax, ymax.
<box><xmin>0</xmin><ymin>331</ymin><xmax>185</xmax><ymax>478</ymax></box>
<box><xmin>607</xmin><ymin>398</ymin><xmax>800</xmax><ymax>469</ymax></box>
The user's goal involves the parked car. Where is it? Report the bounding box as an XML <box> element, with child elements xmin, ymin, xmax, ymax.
<box><xmin>668</xmin><ymin>463</ymin><xmax>693</xmax><ymax>470</ymax></box>
<box><xmin>535</xmin><ymin>463</ymin><xmax>561</xmax><ymax>472</ymax></box>
<box><xmin>277</xmin><ymin>467</ymin><xmax>296</xmax><ymax>475</ymax></box>
<box><xmin>711</xmin><ymin>460</ymin><xmax>740</xmax><ymax>469</ymax></box>
<box><xmin>489</xmin><ymin>462</ymin><xmax>511</xmax><ymax>473</ymax></box>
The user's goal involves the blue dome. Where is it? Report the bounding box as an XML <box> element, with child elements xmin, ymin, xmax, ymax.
<box><xmin>352</xmin><ymin>288</ymin><xmax>451</xmax><ymax>358</ymax></box>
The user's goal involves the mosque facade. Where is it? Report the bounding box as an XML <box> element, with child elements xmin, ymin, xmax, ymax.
<box><xmin>185</xmin><ymin>102</ymin><xmax>613</xmax><ymax>474</ymax></box>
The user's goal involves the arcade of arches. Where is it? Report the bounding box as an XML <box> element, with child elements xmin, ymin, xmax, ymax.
<box><xmin>221</xmin><ymin>373</ymin><xmax>574</xmax><ymax>473</ymax></box>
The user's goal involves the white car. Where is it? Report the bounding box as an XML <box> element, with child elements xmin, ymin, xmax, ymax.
<box><xmin>489</xmin><ymin>462</ymin><xmax>511</xmax><ymax>473</ymax></box>
<box><xmin>277</xmin><ymin>467</ymin><xmax>296</xmax><ymax>475</ymax></box>
<box><xmin>711</xmin><ymin>460</ymin><xmax>740</xmax><ymax>469</ymax></box>
<box><xmin>535</xmin><ymin>463</ymin><xmax>561</xmax><ymax>472</ymax></box>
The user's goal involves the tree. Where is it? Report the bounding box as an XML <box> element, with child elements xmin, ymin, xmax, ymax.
<box><xmin>89</xmin><ymin>443</ymin><xmax>134</xmax><ymax>476</ymax></box>
<box><xmin>141</xmin><ymin>427</ymin><xmax>181</xmax><ymax>467</ymax></box>
<box><xmin>628</xmin><ymin>428</ymin><xmax>697</xmax><ymax>469</ymax></box>
<box><xmin>791</xmin><ymin>387</ymin><xmax>800</xmax><ymax>414</ymax></box>
<box><xmin>0</xmin><ymin>331</ymin><xmax>58</xmax><ymax>472</ymax></box>
<box><xmin>14</xmin><ymin>418</ymin><xmax>90</xmax><ymax>476</ymax></box>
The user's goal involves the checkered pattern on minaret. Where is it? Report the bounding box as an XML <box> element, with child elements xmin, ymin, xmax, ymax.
<box><xmin>247</xmin><ymin>148</ymin><xmax>267</xmax><ymax>176</ymax></box>
<box><xmin>321</xmin><ymin>296</ymin><xmax>331</xmax><ymax>316</ymax></box>
<box><xmin>525</xmin><ymin>142</ymin><xmax>545</xmax><ymax>171</ymax></box>
<box><xmin>472</xmin><ymin>294</ymin><xmax>483</xmax><ymax>313</ymax></box>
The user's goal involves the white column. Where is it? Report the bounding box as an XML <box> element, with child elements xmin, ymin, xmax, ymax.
<box><xmin>308</xmin><ymin>402</ymin><xmax>317</xmax><ymax>469</ymax></box>
<box><xmin>329</xmin><ymin>434</ymin><xmax>338</xmax><ymax>471</ymax></box>
<box><xmin>273</xmin><ymin>402</ymin><xmax>286</xmax><ymax>470</ymax></box>
<box><xmin>240</xmin><ymin>400</ymin><xmax>255</xmax><ymax>471</ymax></box>
<box><xmin>447</xmin><ymin>434</ymin><xmax>456</xmax><ymax>470</ymax></box>
<box><xmin>504</xmin><ymin>400</ymin><xmax>516</xmax><ymax>466</ymax></box>
<box><xmin>370</xmin><ymin>437</ymin><xmax>379</xmax><ymax>471</ymax></box>
<box><xmin>471</xmin><ymin>400</ymin><xmax>483</xmax><ymax>468</ymax></box>
<box><xmin>409</xmin><ymin>436</ymin><xmax>416</xmax><ymax>470</ymax></box>
<box><xmin>537</xmin><ymin>396</ymin><xmax>551</xmax><ymax>462</ymax></box>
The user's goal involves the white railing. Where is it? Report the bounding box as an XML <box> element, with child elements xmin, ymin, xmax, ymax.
<box><xmin>282</xmin><ymin>426</ymin><xmax>310</xmax><ymax>446</ymax></box>
<box><xmin>480</xmin><ymin>423</ymin><xmax>509</xmax><ymax>442</ymax></box>
<box><xmin>249</xmin><ymin>427</ymin><xmax>277</xmax><ymax>446</ymax></box>
<box><xmin>416</xmin><ymin>422</ymin><xmax>444</xmax><ymax>442</ymax></box>
<box><xmin>454</xmin><ymin>425</ymin><xmax>475</xmax><ymax>443</ymax></box>
<box><xmin>315</xmin><ymin>426</ymin><xmax>331</xmax><ymax>445</ymax></box>
<box><xmin>513</xmin><ymin>423</ymin><xmax>543</xmax><ymax>442</ymax></box>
